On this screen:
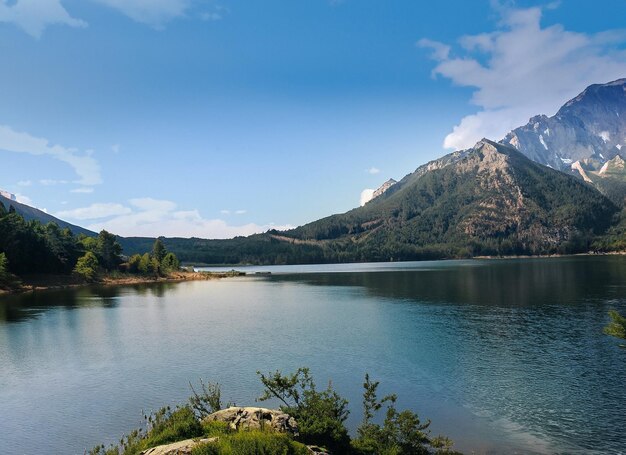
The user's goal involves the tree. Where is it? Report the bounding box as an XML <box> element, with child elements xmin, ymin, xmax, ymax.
<box><xmin>152</xmin><ymin>238</ymin><xmax>167</xmax><ymax>264</ymax></box>
<box><xmin>604</xmin><ymin>310</ymin><xmax>626</xmax><ymax>347</ymax></box>
<box><xmin>257</xmin><ymin>367</ymin><xmax>350</xmax><ymax>452</ymax></box>
<box><xmin>138</xmin><ymin>253</ymin><xmax>154</xmax><ymax>275</ymax></box>
<box><xmin>73</xmin><ymin>252</ymin><xmax>99</xmax><ymax>282</ymax></box>
<box><xmin>0</xmin><ymin>252</ymin><xmax>10</xmax><ymax>285</ymax></box>
<box><xmin>188</xmin><ymin>379</ymin><xmax>225</xmax><ymax>418</ymax></box>
<box><xmin>161</xmin><ymin>252</ymin><xmax>180</xmax><ymax>274</ymax></box>
<box><xmin>97</xmin><ymin>230</ymin><xmax>122</xmax><ymax>271</ymax></box>
<box><xmin>352</xmin><ymin>374</ymin><xmax>456</xmax><ymax>455</ymax></box>
<box><xmin>127</xmin><ymin>254</ymin><xmax>142</xmax><ymax>273</ymax></box>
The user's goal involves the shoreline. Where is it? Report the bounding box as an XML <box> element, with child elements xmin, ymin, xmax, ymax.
<box><xmin>3</xmin><ymin>251</ymin><xmax>626</xmax><ymax>296</ymax></box>
<box><xmin>0</xmin><ymin>270</ymin><xmax>246</xmax><ymax>296</ymax></box>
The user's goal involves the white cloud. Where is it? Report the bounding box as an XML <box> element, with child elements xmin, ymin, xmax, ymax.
<box><xmin>0</xmin><ymin>125</ymin><xmax>102</xmax><ymax>186</ymax></box>
<box><xmin>221</xmin><ymin>209</ymin><xmax>248</xmax><ymax>215</ymax></box>
<box><xmin>366</xmin><ymin>167</ymin><xmax>380</xmax><ymax>175</ymax></box>
<box><xmin>418</xmin><ymin>5</ymin><xmax>626</xmax><ymax>150</ymax></box>
<box><xmin>56</xmin><ymin>203</ymin><xmax>132</xmax><ymax>220</ymax></box>
<box><xmin>0</xmin><ymin>0</ymin><xmax>86</xmax><ymax>38</ymax></box>
<box><xmin>71</xmin><ymin>187</ymin><xmax>95</xmax><ymax>194</ymax></box>
<box><xmin>360</xmin><ymin>188</ymin><xmax>375</xmax><ymax>206</ymax></box>
<box><xmin>14</xmin><ymin>193</ymin><xmax>32</xmax><ymax>205</ymax></box>
<box><xmin>40</xmin><ymin>179</ymin><xmax>69</xmax><ymax>185</ymax></box>
<box><xmin>17</xmin><ymin>180</ymin><xmax>32</xmax><ymax>187</ymax></box>
<box><xmin>92</xmin><ymin>0</ymin><xmax>189</xmax><ymax>27</ymax></box>
<box><xmin>66</xmin><ymin>197</ymin><xmax>294</xmax><ymax>238</ymax></box>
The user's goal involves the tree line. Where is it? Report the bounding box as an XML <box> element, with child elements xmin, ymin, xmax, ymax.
<box><xmin>0</xmin><ymin>201</ymin><xmax>180</xmax><ymax>286</ymax></box>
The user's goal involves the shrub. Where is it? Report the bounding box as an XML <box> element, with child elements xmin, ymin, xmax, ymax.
<box><xmin>88</xmin><ymin>406</ymin><xmax>203</xmax><ymax>455</ymax></box>
<box><xmin>73</xmin><ymin>251</ymin><xmax>99</xmax><ymax>282</ymax></box>
<box><xmin>257</xmin><ymin>367</ymin><xmax>350</xmax><ymax>452</ymax></box>
<box><xmin>189</xmin><ymin>379</ymin><xmax>225</xmax><ymax>418</ymax></box>
<box><xmin>351</xmin><ymin>374</ymin><xmax>457</xmax><ymax>455</ymax></box>
<box><xmin>604</xmin><ymin>310</ymin><xmax>626</xmax><ymax>347</ymax></box>
<box><xmin>161</xmin><ymin>252</ymin><xmax>180</xmax><ymax>274</ymax></box>
<box><xmin>0</xmin><ymin>252</ymin><xmax>10</xmax><ymax>285</ymax></box>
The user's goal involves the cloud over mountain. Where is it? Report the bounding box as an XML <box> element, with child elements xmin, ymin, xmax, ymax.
<box><xmin>419</xmin><ymin>4</ymin><xmax>626</xmax><ymax>150</ymax></box>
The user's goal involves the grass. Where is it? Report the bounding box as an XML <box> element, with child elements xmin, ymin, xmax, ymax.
<box><xmin>191</xmin><ymin>431</ymin><xmax>310</xmax><ymax>455</ymax></box>
<box><xmin>88</xmin><ymin>407</ymin><xmax>307</xmax><ymax>455</ymax></box>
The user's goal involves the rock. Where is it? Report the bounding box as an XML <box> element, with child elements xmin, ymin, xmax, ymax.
<box><xmin>307</xmin><ymin>445</ymin><xmax>331</xmax><ymax>454</ymax></box>
<box><xmin>140</xmin><ymin>437</ymin><xmax>217</xmax><ymax>455</ymax></box>
<box><xmin>203</xmin><ymin>407</ymin><xmax>298</xmax><ymax>436</ymax></box>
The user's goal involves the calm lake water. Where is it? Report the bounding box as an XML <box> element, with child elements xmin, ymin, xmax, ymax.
<box><xmin>1</xmin><ymin>256</ymin><xmax>626</xmax><ymax>454</ymax></box>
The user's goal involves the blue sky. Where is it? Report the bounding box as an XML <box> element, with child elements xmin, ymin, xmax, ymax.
<box><xmin>1</xmin><ymin>0</ymin><xmax>626</xmax><ymax>238</ymax></box>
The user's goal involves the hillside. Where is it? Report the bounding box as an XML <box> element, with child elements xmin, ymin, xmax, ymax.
<box><xmin>279</xmin><ymin>140</ymin><xmax>618</xmax><ymax>260</ymax></box>
<box><xmin>119</xmin><ymin>140</ymin><xmax>619</xmax><ymax>265</ymax></box>
<box><xmin>0</xmin><ymin>193</ymin><xmax>95</xmax><ymax>237</ymax></box>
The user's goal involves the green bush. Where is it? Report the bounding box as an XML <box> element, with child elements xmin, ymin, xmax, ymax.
<box><xmin>351</xmin><ymin>374</ymin><xmax>457</xmax><ymax>455</ymax></box>
<box><xmin>257</xmin><ymin>367</ymin><xmax>350</xmax><ymax>452</ymax></box>
<box><xmin>88</xmin><ymin>406</ymin><xmax>203</xmax><ymax>455</ymax></box>
<box><xmin>189</xmin><ymin>379</ymin><xmax>225</xmax><ymax>418</ymax></box>
<box><xmin>161</xmin><ymin>252</ymin><xmax>180</xmax><ymax>273</ymax></box>
<box><xmin>605</xmin><ymin>310</ymin><xmax>626</xmax><ymax>347</ymax></box>
<box><xmin>73</xmin><ymin>251</ymin><xmax>99</xmax><ymax>282</ymax></box>
<box><xmin>0</xmin><ymin>252</ymin><xmax>11</xmax><ymax>285</ymax></box>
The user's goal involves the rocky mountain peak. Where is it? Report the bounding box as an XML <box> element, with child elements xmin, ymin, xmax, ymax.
<box><xmin>372</xmin><ymin>178</ymin><xmax>397</xmax><ymax>199</ymax></box>
<box><xmin>501</xmin><ymin>78</ymin><xmax>626</xmax><ymax>171</ymax></box>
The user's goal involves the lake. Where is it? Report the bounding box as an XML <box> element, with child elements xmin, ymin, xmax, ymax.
<box><xmin>1</xmin><ymin>256</ymin><xmax>625</xmax><ymax>454</ymax></box>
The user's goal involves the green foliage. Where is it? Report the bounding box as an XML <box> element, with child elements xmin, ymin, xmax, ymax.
<box><xmin>257</xmin><ymin>367</ymin><xmax>350</xmax><ymax>452</ymax></box>
<box><xmin>161</xmin><ymin>252</ymin><xmax>180</xmax><ymax>273</ymax></box>
<box><xmin>89</xmin><ymin>406</ymin><xmax>203</xmax><ymax>455</ymax></box>
<box><xmin>604</xmin><ymin>310</ymin><xmax>626</xmax><ymax>347</ymax></box>
<box><xmin>351</xmin><ymin>374</ymin><xmax>457</xmax><ymax>455</ymax></box>
<box><xmin>138</xmin><ymin>253</ymin><xmax>154</xmax><ymax>275</ymax></box>
<box><xmin>152</xmin><ymin>238</ymin><xmax>167</xmax><ymax>263</ymax></box>
<box><xmin>73</xmin><ymin>252</ymin><xmax>100</xmax><ymax>282</ymax></box>
<box><xmin>191</xmin><ymin>431</ymin><xmax>309</xmax><ymax>455</ymax></box>
<box><xmin>127</xmin><ymin>254</ymin><xmax>142</xmax><ymax>273</ymax></box>
<box><xmin>0</xmin><ymin>209</ymin><xmax>83</xmax><ymax>275</ymax></box>
<box><xmin>189</xmin><ymin>379</ymin><xmax>224</xmax><ymax>418</ymax></box>
<box><xmin>89</xmin><ymin>369</ymin><xmax>456</xmax><ymax>455</ymax></box>
<box><xmin>124</xmin><ymin>241</ymin><xmax>179</xmax><ymax>276</ymax></box>
<box><xmin>97</xmin><ymin>230</ymin><xmax>123</xmax><ymax>271</ymax></box>
<box><xmin>0</xmin><ymin>252</ymin><xmax>10</xmax><ymax>285</ymax></box>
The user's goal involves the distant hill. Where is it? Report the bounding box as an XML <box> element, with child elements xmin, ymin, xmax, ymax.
<box><xmin>278</xmin><ymin>140</ymin><xmax>617</xmax><ymax>260</ymax></box>
<box><xmin>120</xmin><ymin>140</ymin><xmax>619</xmax><ymax>264</ymax></box>
<box><xmin>0</xmin><ymin>193</ymin><xmax>96</xmax><ymax>237</ymax></box>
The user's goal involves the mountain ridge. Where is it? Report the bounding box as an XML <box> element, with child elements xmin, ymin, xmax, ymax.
<box><xmin>0</xmin><ymin>193</ymin><xmax>96</xmax><ymax>238</ymax></box>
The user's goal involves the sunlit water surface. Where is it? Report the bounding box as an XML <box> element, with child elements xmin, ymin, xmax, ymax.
<box><xmin>1</xmin><ymin>257</ymin><xmax>626</xmax><ymax>454</ymax></box>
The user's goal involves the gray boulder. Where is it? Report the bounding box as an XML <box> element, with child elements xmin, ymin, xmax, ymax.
<box><xmin>140</xmin><ymin>437</ymin><xmax>217</xmax><ymax>455</ymax></box>
<box><xmin>203</xmin><ymin>406</ymin><xmax>298</xmax><ymax>436</ymax></box>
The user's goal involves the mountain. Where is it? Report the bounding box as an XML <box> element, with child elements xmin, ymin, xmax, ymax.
<box><xmin>372</xmin><ymin>179</ymin><xmax>397</xmax><ymax>200</ymax></box>
<box><xmin>500</xmin><ymin>78</ymin><xmax>626</xmax><ymax>205</ymax></box>
<box><xmin>0</xmin><ymin>193</ymin><xmax>96</xmax><ymax>237</ymax></box>
<box><xmin>502</xmin><ymin>78</ymin><xmax>626</xmax><ymax>171</ymax></box>
<box><xmin>278</xmin><ymin>140</ymin><xmax>618</xmax><ymax>260</ymax></box>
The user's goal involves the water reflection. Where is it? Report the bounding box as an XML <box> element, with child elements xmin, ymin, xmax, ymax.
<box><xmin>269</xmin><ymin>256</ymin><xmax>626</xmax><ymax>307</ymax></box>
<box><xmin>0</xmin><ymin>282</ymin><xmax>179</xmax><ymax>323</ymax></box>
